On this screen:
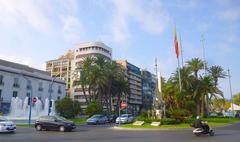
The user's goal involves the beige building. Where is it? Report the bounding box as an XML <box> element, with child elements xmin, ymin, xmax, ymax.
<box><xmin>116</xmin><ymin>60</ymin><xmax>142</xmax><ymax>115</ymax></box>
<box><xmin>46</xmin><ymin>50</ymin><xmax>74</xmax><ymax>96</ymax></box>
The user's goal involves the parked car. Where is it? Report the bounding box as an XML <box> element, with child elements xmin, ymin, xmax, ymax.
<box><xmin>35</xmin><ymin>115</ymin><xmax>76</xmax><ymax>132</ymax></box>
<box><xmin>0</xmin><ymin>116</ymin><xmax>16</xmax><ymax>133</ymax></box>
<box><xmin>107</xmin><ymin>114</ymin><xmax>117</xmax><ymax>123</ymax></box>
<box><xmin>87</xmin><ymin>114</ymin><xmax>108</xmax><ymax>125</ymax></box>
<box><xmin>116</xmin><ymin>114</ymin><xmax>134</xmax><ymax>124</ymax></box>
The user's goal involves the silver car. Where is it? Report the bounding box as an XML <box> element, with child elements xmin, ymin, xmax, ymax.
<box><xmin>116</xmin><ymin>114</ymin><xmax>134</xmax><ymax>124</ymax></box>
<box><xmin>0</xmin><ymin>117</ymin><xmax>16</xmax><ymax>133</ymax></box>
<box><xmin>87</xmin><ymin>114</ymin><xmax>108</xmax><ymax>125</ymax></box>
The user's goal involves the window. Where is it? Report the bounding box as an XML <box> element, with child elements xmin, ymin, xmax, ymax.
<box><xmin>58</xmin><ymin>86</ymin><xmax>62</xmax><ymax>94</ymax></box>
<box><xmin>13</xmin><ymin>91</ymin><xmax>18</xmax><ymax>98</ymax></box>
<box><xmin>26</xmin><ymin>92</ymin><xmax>30</xmax><ymax>97</ymax></box>
<box><xmin>57</xmin><ymin>96</ymin><xmax>61</xmax><ymax>100</ymax></box>
<box><xmin>38</xmin><ymin>82</ymin><xmax>43</xmax><ymax>91</ymax></box>
<box><xmin>0</xmin><ymin>75</ymin><xmax>4</xmax><ymax>85</ymax></box>
<box><xmin>48</xmin><ymin>84</ymin><xmax>53</xmax><ymax>93</ymax></box>
<box><xmin>13</xmin><ymin>78</ymin><xmax>20</xmax><ymax>88</ymax></box>
<box><xmin>0</xmin><ymin>89</ymin><xmax>2</xmax><ymax>99</ymax></box>
<box><xmin>26</xmin><ymin>80</ymin><xmax>32</xmax><ymax>90</ymax></box>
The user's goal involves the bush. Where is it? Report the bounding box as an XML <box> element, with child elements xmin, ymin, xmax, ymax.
<box><xmin>169</xmin><ymin>109</ymin><xmax>189</xmax><ymax>122</ymax></box>
<box><xmin>85</xmin><ymin>100</ymin><xmax>103</xmax><ymax>117</ymax></box>
<box><xmin>55</xmin><ymin>97</ymin><xmax>81</xmax><ymax>118</ymax></box>
<box><xmin>161</xmin><ymin>118</ymin><xmax>181</xmax><ymax>125</ymax></box>
<box><xmin>0</xmin><ymin>112</ymin><xmax>3</xmax><ymax>116</ymax></box>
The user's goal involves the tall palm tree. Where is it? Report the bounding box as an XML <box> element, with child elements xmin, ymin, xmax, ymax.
<box><xmin>187</xmin><ymin>58</ymin><xmax>204</xmax><ymax>78</ymax></box>
<box><xmin>208</xmin><ymin>65</ymin><xmax>226</xmax><ymax>87</ymax></box>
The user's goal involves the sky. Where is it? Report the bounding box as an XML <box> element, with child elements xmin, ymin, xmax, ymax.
<box><xmin>0</xmin><ymin>0</ymin><xmax>239</xmax><ymax>99</ymax></box>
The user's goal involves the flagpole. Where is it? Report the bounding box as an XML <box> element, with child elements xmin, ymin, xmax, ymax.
<box><xmin>179</xmin><ymin>34</ymin><xmax>184</xmax><ymax>67</ymax></box>
<box><xmin>177</xmin><ymin>57</ymin><xmax>182</xmax><ymax>92</ymax></box>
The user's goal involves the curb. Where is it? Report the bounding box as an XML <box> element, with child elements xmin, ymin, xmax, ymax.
<box><xmin>110</xmin><ymin>126</ymin><xmax>191</xmax><ymax>131</ymax></box>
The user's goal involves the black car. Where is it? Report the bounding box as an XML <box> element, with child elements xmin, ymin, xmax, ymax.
<box><xmin>35</xmin><ymin>116</ymin><xmax>76</xmax><ymax>132</ymax></box>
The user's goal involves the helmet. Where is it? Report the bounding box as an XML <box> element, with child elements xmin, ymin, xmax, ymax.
<box><xmin>196</xmin><ymin>116</ymin><xmax>200</xmax><ymax>119</ymax></box>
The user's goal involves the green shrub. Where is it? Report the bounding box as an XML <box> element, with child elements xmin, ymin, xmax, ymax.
<box><xmin>55</xmin><ymin>97</ymin><xmax>81</xmax><ymax>118</ymax></box>
<box><xmin>161</xmin><ymin>118</ymin><xmax>181</xmax><ymax>125</ymax></box>
<box><xmin>0</xmin><ymin>112</ymin><xmax>3</xmax><ymax>116</ymax></box>
<box><xmin>85</xmin><ymin>100</ymin><xmax>103</xmax><ymax>117</ymax></box>
<box><xmin>169</xmin><ymin>109</ymin><xmax>189</xmax><ymax>122</ymax></box>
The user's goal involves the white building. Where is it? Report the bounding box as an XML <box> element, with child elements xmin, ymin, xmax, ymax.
<box><xmin>72</xmin><ymin>42</ymin><xmax>112</xmax><ymax>108</ymax></box>
<box><xmin>0</xmin><ymin>59</ymin><xmax>66</xmax><ymax>114</ymax></box>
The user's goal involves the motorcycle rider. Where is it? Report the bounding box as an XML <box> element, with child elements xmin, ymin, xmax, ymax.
<box><xmin>192</xmin><ymin>116</ymin><xmax>203</xmax><ymax>128</ymax></box>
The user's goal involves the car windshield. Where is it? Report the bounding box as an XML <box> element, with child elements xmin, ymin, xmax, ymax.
<box><xmin>120</xmin><ymin>114</ymin><xmax>129</xmax><ymax>117</ymax></box>
<box><xmin>55</xmin><ymin>116</ymin><xmax>67</xmax><ymax>121</ymax></box>
<box><xmin>91</xmin><ymin>115</ymin><xmax>103</xmax><ymax>118</ymax></box>
<box><xmin>0</xmin><ymin>117</ymin><xmax>7</xmax><ymax>122</ymax></box>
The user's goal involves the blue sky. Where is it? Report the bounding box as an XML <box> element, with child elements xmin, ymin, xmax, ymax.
<box><xmin>0</xmin><ymin>0</ymin><xmax>239</xmax><ymax>98</ymax></box>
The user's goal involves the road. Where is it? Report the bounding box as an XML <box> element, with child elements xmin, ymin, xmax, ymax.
<box><xmin>0</xmin><ymin>123</ymin><xmax>240</xmax><ymax>142</ymax></box>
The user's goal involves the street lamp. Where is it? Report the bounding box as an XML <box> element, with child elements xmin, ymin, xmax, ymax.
<box><xmin>48</xmin><ymin>77</ymin><xmax>58</xmax><ymax>116</ymax></box>
<box><xmin>22</xmin><ymin>75</ymin><xmax>32</xmax><ymax>127</ymax></box>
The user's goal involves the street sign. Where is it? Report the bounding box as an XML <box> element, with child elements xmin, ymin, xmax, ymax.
<box><xmin>121</xmin><ymin>101</ymin><xmax>127</xmax><ymax>109</ymax></box>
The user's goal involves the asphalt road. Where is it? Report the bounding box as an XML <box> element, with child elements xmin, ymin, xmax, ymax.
<box><xmin>1</xmin><ymin>123</ymin><xmax>240</xmax><ymax>142</ymax></box>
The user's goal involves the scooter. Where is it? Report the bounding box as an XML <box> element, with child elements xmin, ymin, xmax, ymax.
<box><xmin>192</xmin><ymin>121</ymin><xmax>214</xmax><ymax>136</ymax></box>
<box><xmin>193</xmin><ymin>127</ymin><xmax>214</xmax><ymax>136</ymax></box>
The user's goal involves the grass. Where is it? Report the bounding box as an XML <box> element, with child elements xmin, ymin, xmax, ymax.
<box><xmin>69</xmin><ymin>118</ymin><xmax>87</xmax><ymax>124</ymax></box>
<box><xmin>119</xmin><ymin>117</ymin><xmax>240</xmax><ymax>129</ymax></box>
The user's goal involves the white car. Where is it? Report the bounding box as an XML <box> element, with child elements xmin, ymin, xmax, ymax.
<box><xmin>116</xmin><ymin>114</ymin><xmax>134</xmax><ymax>124</ymax></box>
<box><xmin>0</xmin><ymin>117</ymin><xmax>16</xmax><ymax>133</ymax></box>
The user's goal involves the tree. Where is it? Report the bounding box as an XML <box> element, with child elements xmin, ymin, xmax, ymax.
<box><xmin>212</xmin><ymin>98</ymin><xmax>225</xmax><ymax>113</ymax></box>
<box><xmin>233</xmin><ymin>93</ymin><xmax>240</xmax><ymax>105</ymax></box>
<box><xmin>208</xmin><ymin>65</ymin><xmax>226</xmax><ymax>87</ymax></box>
<box><xmin>55</xmin><ymin>97</ymin><xmax>81</xmax><ymax>118</ymax></box>
<box><xmin>187</xmin><ymin>58</ymin><xmax>204</xmax><ymax>78</ymax></box>
<box><xmin>85</xmin><ymin>100</ymin><xmax>103</xmax><ymax>116</ymax></box>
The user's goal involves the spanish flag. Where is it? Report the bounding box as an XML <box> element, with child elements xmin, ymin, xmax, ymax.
<box><xmin>174</xmin><ymin>25</ymin><xmax>179</xmax><ymax>59</ymax></box>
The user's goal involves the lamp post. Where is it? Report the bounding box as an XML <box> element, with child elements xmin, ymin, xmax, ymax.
<box><xmin>227</xmin><ymin>69</ymin><xmax>234</xmax><ymax>117</ymax></box>
<box><xmin>22</xmin><ymin>75</ymin><xmax>32</xmax><ymax>127</ymax></box>
<box><xmin>48</xmin><ymin>77</ymin><xmax>59</xmax><ymax>116</ymax></box>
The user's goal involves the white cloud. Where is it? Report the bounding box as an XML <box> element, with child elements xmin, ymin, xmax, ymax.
<box><xmin>61</xmin><ymin>15</ymin><xmax>84</xmax><ymax>43</ymax></box>
<box><xmin>218</xmin><ymin>8</ymin><xmax>240</xmax><ymax>22</ymax></box>
<box><xmin>0</xmin><ymin>0</ymin><xmax>52</xmax><ymax>33</ymax></box>
<box><xmin>109</xmin><ymin>0</ymin><xmax>169</xmax><ymax>43</ymax></box>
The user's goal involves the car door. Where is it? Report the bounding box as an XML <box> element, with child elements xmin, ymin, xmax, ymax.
<box><xmin>50</xmin><ymin>116</ymin><xmax>60</xmax><ymax>130</ymax></box>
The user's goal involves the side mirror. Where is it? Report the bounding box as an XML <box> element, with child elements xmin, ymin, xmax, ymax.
<box><xmin>54</xmin><ymin>119</ymin><xmax>58</xmax><ymax>122</ymax></box>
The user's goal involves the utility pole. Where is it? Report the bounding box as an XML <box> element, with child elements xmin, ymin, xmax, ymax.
<box><xmin>200</xmin><ymin>35</ymin><xmax>207</xmax><ymax>75</ymax></box>
<box><xmin>228</xmin><ymin>69</ymin><xmax>234</xmax><ymax>116</ymax></box>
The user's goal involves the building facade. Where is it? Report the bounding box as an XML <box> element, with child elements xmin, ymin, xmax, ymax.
<box><xmin>72</xmin><ymin>42</ymin><xmax>112</xmax><ymax>108</ymax></box>
<box><xmin>141</xmin><ymin>70</ymin><xmax>156</xmax><ymax>112</ymax></box>
<box><xmin>46</xmin><ymin>50</ymin><xmax>74</xmax><ymax>96</ymax></box>
<box><xmin>0</xmin><ymin>59</ymin><xmax>66</xmax><ymax>114</ymax></box>
<box><xmin>116</xmin><ymin>60</ymin><xmax>142</xmax><ymax>115</ymax></box>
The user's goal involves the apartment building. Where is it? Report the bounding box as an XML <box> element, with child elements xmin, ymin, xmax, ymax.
<box><xmin>46</xmin><ymin>50</ymin><xmax>74</xmax><ymax>96</ymax></box>
<box><xmin>116</xmin><ymin>60</ymin><xmax>142</xmax><ymax>115</ymax></box>
<box><xmin>72</xmin><ymin>42</ymin><xmax>112</xmax><ymax>108</ymax></box>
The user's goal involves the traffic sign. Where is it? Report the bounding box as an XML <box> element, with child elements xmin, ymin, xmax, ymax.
<box><xmin>32</xmin><ymin>97</ymin><xmax>37</xmax><ymax>103</ymax></box>
<box><xmin>121</xmin><ymin>101</ymin><xmax>127</xmax><ymax>109</ymax></box>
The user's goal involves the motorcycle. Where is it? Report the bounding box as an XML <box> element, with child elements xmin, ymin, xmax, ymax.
<box><xmin>191</xmin><ymin>121</ymin><xmax>215</xmax><ymax>136</ymax></box>
<box><xmin>193</xmin><ymin>127</ymin><xmax>214</xmax><ymax>136</ymax></box>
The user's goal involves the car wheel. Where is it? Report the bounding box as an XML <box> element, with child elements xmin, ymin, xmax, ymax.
<box><xmin>59</xmin><ymin>126</ymin><xmax>65</xmax><ymax>132</ymax></box>
<box><xmin>36</xmin><ymin>125</ymin><xmax>42</xmax><ymax>131</ymax></box>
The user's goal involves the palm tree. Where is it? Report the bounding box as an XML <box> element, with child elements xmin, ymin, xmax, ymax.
<box><xmin>208</xmin><ymin>65</ymin><xmax>226</xmax><ymax>87</ymax></box>
<box><xmin>187</xmin><ymin>58</ymin><xmax>204</xmax><ymax>78</ymax></box>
